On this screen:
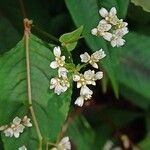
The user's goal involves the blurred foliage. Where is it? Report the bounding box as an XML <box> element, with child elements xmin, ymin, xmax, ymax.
<box><xmin>0</xmin><ymin>0</ymin><xmax>150</xmax><ymax>150</ymax></box>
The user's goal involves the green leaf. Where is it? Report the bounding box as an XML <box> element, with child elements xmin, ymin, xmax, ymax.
<box><xmin>0</xmin><ymin>34</ymin><xmax>72</xmax><ymax>149</ymax></box>
<box><xmin>115</xmin><ymin>32</ymin><xmax>150</xmax><ymax>108</ymax></box>
<box><xmin>140</xmin><ymin>113</ymin><xmax>150</xmax><ymax>149</ymax></box>
<box><xmin>65</xmin><ymin>0</ymin><xmax>129</xmax><ymax>98</ymax></box>
<box><xmin>67</xmin><ymin>115</ymin><xmax>95</xmax><ymax>150</ymax></box>
<box><xmin>0</xmin><ymin>16</ymin><xmax>21</xmax><ymax>54</ymax></box>
<box><xmin>59</xmin><ymin>26</ymin><xmax>83</xmax><ymax>51</ymax></box>
<box><xmin>131</xmin><ymin>0</ymin><xmax>150</xmax><ymax>12</ymax></box>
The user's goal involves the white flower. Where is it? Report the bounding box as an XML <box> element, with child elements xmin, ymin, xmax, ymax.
<box><xmin>58</xmin><ymin>67</ymin><xmax>68</xmax><ymax>78</ymax></box>
<box><xmin>10</xmin><ymin>123</ymin><xmax>25</xmax><ymax>138</ymax></box>
<box><xmin>75</xmin><ymin>86</ymin><xmax>93</xmax><ymax>107</ymax></box>
<box><xmin>4</xmin><ymin>127</ymin><xmax>14</xmax><ymax>137</ymax></box>
<box><xmin>18</xmin><ymin>145</ymin><xmax>27</xmax><ymax>150</ymax></box>
<box><xmin>80</xmin><ymin>49</ymin><xmax>106</xmax><ymax>69</ymax></box>
<box><xmin>73</xmin><ymin>70</ymin><xmax>103</xmax><ymax>88</ymax></box>
<box><xmin>51</xmin><ymin>136</ymin><xmax>71</xmax><ymax>150</ymax></box>
<box><xmin>3</xmin><ymin>117</ymin><xmax>25</xmax><ymax>138</ymax></box>
<box><xmin>50</xmin><ymin>77</ymin><xmax>70</xmax><ymax>95</ymax></box>
<box><xmin>22</xmin><ymin>116</ymin><xmax>32</xmax><ymax>127</ymax></box>
<box><xmin>110</xmin><ymin>29</ymin><xmax>127</xmax><ymax>47</ymax></box>
<box><xmin>50</xmin><ymin>46</ymin><xmax>65</xmax><ymax>69</ymax></box>
<box><xmin>99</xmin><ymin>7</ymin><xmax>119</xmax><ymax>25</ymax></box>
<box><xmin>91</xmin><ymin>20</ymin><xmax>112</xmax><ymax>41</ymax></box>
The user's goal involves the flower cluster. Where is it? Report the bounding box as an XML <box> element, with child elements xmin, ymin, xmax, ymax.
<box><xmin>0</xmin><ymin>116</ymin><xmax>32</xmax><ymax>138</ymax></box>
<box><xmin>73</xmin><ymin>50</ymin><xmax>105</xmax><ymax>107</ymax></box>
<box><xmin>50</xmin><ymin>46</ymin><xmax>106</xmax><ymax>107</ymax></box>
<box><xmin>51</xmin><ymin>136</ymin><xmax>71</xmax><ymax>150</ymax></box>
<box><xmin>91</xmin><ymin>7</ymin><xmax>128</xmax><ymax>47</ymax></box>
<box><xmin>50</xmin><ymin>46</ymin><xmax>70</xmax><ymax>95</ymax></box>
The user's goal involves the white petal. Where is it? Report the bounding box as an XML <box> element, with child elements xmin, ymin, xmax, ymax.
<box><xmin>50</xmin><ymin>61</ymin><xmax>59</xmax><ymax>69</ymax></box>
<box><xmin>13</xmin><ymin>117</ymin><xmax>21</xmax><ymax>125</ymax></box>
<box><xmin>54</xmin><ymin>84</ymin><xmax>63</xmax><ymax>95</ymax></box>
<box><xmin>80</xmin><ymin>52</ymin><xmax>90</xmax><ymax>63</ymax></box>
<box><xmin>77</xmin><ymin>82</ymin><xmax>82</xmax><ymax>88</ymax></box>
<box><xmin>4</xmin><ymin>128</ymin><xmax>13</xmax><ymax>137</ymax></box>
<box><xmin>18</xmin><ymin>145</ymin><xmax>27</xmax><ymax>150</ymax></box>
<box><xmin>103</xmin><ymin>32</ymin><xmax>112</xmax><ymax>41</ymax></box>
<box><xmin>111</xmin><ymin>39</ymin><xmax>117</xmax><ymax>47</ymax></box>
<box><xmin>80</xmin><ymin>86</ymin><xmax>93</xmax><ymax>96</ymax></box>
<box><xmin>73</xmin><ymin>75</ymin><xmax>80</xmax><ymax>82</ymax></box>
<box><xmin>0</xmin><ymin>125</ymin><xmax>7</xmax><ymax>131</ymax></box>
<box><xmin>116</xmin><ymin>38</ymin><xmax>125</xmax><ymax>47</ymax></box>
<box><xmin>50</xmin><ymin>148</ymin><xmax>57</xmax><ymax>150</ymax></box>
<box><xmin>99</xmin><ymin>19</ymin><xmax>107</xmax><ymax>24</ymax></box>
<box><xmin>92</xmin><ymin>49</ymin><xmax>106</xmax><ymax>61</ymax></box>
<box><xmin>84</xmin><ymin>70</ymin><xmax>95</xmax><ymax>80</ymax></box>
<box><xmin>95</xmin><ymin>71</ymin><xmax>103</xmax><ymax>80</ymax></box>
<box><xmin>14</xmin><ymin>131</ymin><xmax>20</xmax><ymax>138</ymax></box>
<box><xmin>99</xmin><ymin>7</ymin><xmax>108</xmax><ymax>17</ymax></box>
<box><xmin>91</xmin><ymin>28</ymin><xmax>98</xmax><ymax>35</ymax></box>
<box><xmin>60</xmin><ymin>136</ymin><xmax>69</xmax><ymax>144</ymax></box>
<box><xmin>58</xmin><ymin>67</ymin><xmax>68</xmax><ymax>78</ymax></box>
<box><xmin>17</xmin><ymin>124</ymin><xmax>25</xmax><ymax>133</ymax></box>
<box><xmin>75</xmin><ymin>96</ymin><xmax>84</xmax><ymax>107</ymax></box>
<box><xmin>110</xmin><ymin>7</ymin><xmax>117</xmax><ymax>15</ymax></box>
<box><xmin>53</xmin><ymin>46</ymin><xmax>61</xmax><ymax>57</ymax></box>
<box><xmin>91</xmin><ymin>62</ymin><xmax>98</xmax><ymax>69</ymax></box>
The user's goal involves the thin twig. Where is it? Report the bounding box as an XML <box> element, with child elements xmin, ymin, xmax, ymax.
<box><xmin>24</xmin><ymin>18</ymin><xmax>43</xmax><ymax>150</ymax></box>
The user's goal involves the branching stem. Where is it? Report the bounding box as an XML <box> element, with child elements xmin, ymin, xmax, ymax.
<box><xmin>24</xmin><ymin>18</ymin><xmax>43</xmax><ymax>150</ymax></box>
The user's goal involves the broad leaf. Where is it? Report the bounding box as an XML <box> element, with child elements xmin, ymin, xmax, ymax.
<box><xmin>115</xmin><ymin>32</ymin><xmax>150</xmax><ymax>108</ymax></box>
<box><xmin>67</xmin><ymin>115</ymin><xmax>95</xmax><ymax>150</ymax></box>
<box><xmin>59</xmin><ymin>26</ymin><xmax>83</xmax><ymax>51</ymax></box>
<box><xmin>131</xmin><ymin>0</ymin><xmax>150</xmax><ymax>12</ymax></box>
<box><xmin>0</xmin><ymin>16</ymin><xmax>21</xmax><ymax>54</ymax></box>
<box><xmin>0</xmin><ymin>34</ymin><xmax>72</xmax><ymax>149</ymax></box>
<box><xmin>140</xmin><ymin>113</ymin><xmax>150</xmax><ymax>149</ymax></box>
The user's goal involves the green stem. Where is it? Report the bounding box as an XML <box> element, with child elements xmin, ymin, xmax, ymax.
<box><xmin>32</xmin><ymin>25</ymin><xmax>60</xmax><ymax>44</ymax></box>
<box><xmin>24</xmin><ymin>18</ymin><xmax>43</xmax><ymax>150</ymax></box>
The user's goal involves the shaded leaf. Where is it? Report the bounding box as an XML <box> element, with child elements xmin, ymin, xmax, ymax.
<box><xmin>131</xmin><ymin>0</ymin><xmax>150</xmax><ymax>12</ymax></box>
<box><xmin>0</xmin><ymin>34</ymin><xmax>72</xmax><ymax>149</ymax></box>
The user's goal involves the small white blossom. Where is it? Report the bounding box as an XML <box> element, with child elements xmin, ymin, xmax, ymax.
<box><xmin>73</xmin><ymin>70</ymin><xmax>103</xmax><ymax>89</ymax></box>
<box><xmin>58</xmin><ymin>67</ymin><xmax>68</xmax><ymax>78</ymax></box>
<box><xmin>50</xmin><ymin>77</ymin><xmax>70</xmax><ymax>95</ymax></box>
<box><xmin>91</xmin><ymin>20</ymin><xmax>112</xmax><ymax>41</ymax></box>
<box><xmin>110</xmin><ymin>29</ymin><xmax>127</xmax><ymax>47</ymax></box>
<box><xmin>80</xmin><ymin>49</ymin><xmax>106</xmax><ymax>68</ymax></box>
<box><xmin>51</xmin><ymin>136</ymin><xmax>71</xmax><ymax>150</ymax></box>
<box><xmin>18</xmin><ymin>145</ymin><xmax>27</xmax><ymax>150</ymax></box>
<box><xmin>22</xmin><ymin>116</ymin><xmax>32</xmax><ymax>127</ymax></box>
<box><xmin>75</xmin><ymin>85</ymin><xmax>93</xmax><ymax>107</ymax></box>
<box><xmin>99</xmin><ymin>7</ymin><xmax>119</xmax><ymax>25</ymax></box>
<box><xmin>50</xmin><ymin>46</ymin><xmax>66</xmax><ymax>69</ymax></box>
<box><xmin>4</xmin><ymin>127</ymin><xmax>14</xmax><ymax>137</ymax></box>
<box><xmin>0</xmin><ymin>116</ymin><xmax>32</xmax><ymax>138</ymax></box>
